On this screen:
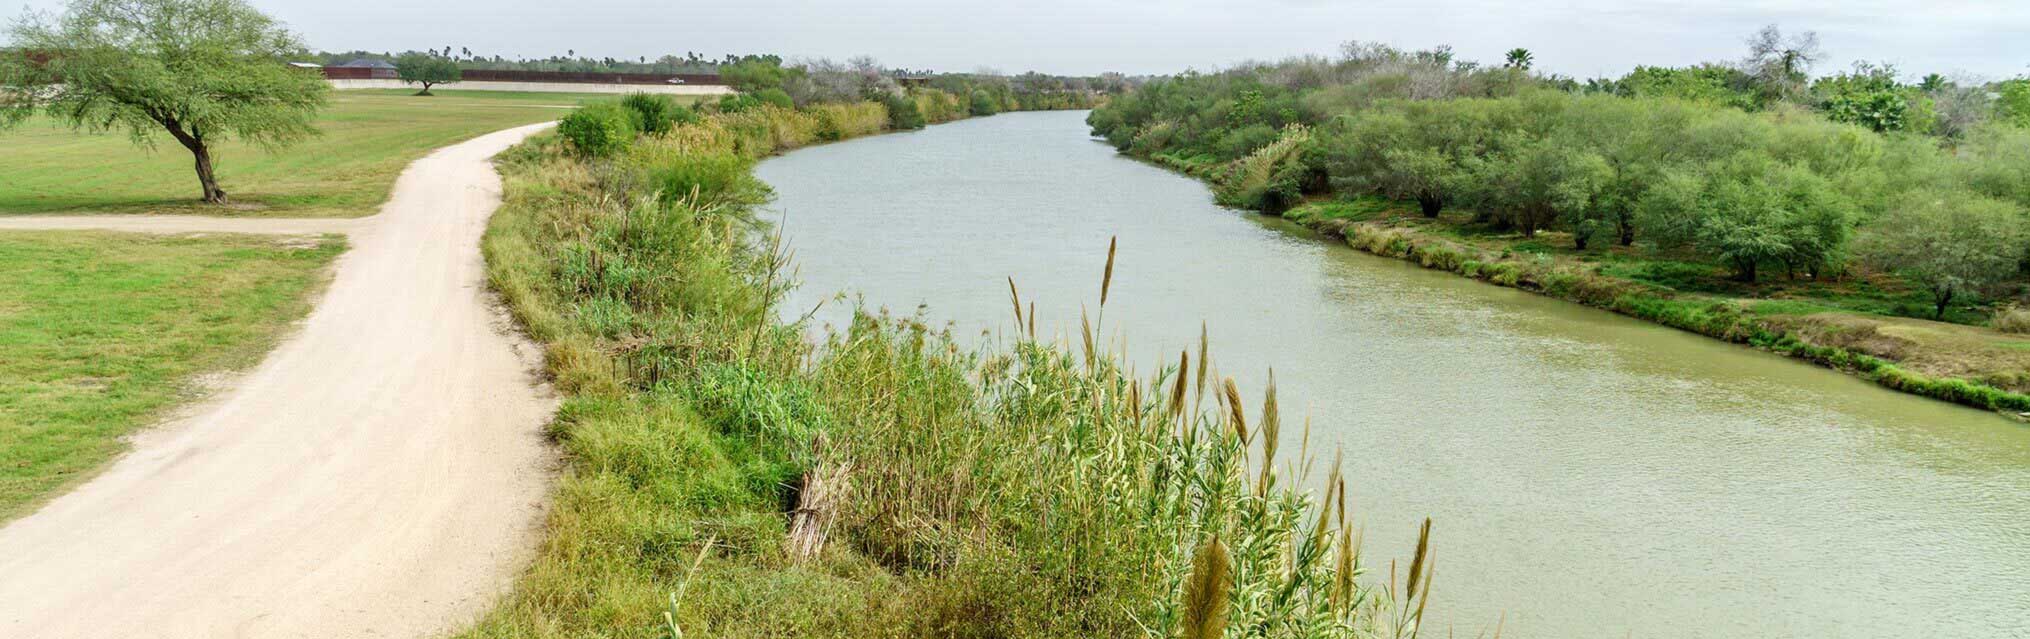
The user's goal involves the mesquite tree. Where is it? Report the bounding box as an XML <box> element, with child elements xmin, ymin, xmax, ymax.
<box><xmin>1</xmin><ymin>0</ymin><xmax>329</xmax><ymax>204</ymax></box>
<box><xmin>395</xmin><ymin>53</ymin><xmax>460</xmax><ymax>96</ymax></box>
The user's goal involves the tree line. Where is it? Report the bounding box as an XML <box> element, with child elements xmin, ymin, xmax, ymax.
<box><xmin>1086</xmin><ymin>30</ymin><xmax>2030</xmax><ymax>320</ymax></box>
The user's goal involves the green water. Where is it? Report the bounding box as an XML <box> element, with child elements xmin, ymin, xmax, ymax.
<box><xmin>756</xmin><ymin>110</ymin><xmax>2030</xmax><ymax>638</ymax></box>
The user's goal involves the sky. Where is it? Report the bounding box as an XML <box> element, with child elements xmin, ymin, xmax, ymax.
<box><xmin>5</xmin><ymin>0</ymin><xmax>2028</xmax><ymax>80</ymax></box>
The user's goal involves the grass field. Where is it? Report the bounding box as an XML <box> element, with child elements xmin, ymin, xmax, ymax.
<box><xmin>0</xmin><ymin>231</ymin><xmax>345</xmax><ymax>518</ymax></box>
<box><xmin>0</xmin><ymin>89</ymin><xmax>634</xmax><ymax>218</ymax></box>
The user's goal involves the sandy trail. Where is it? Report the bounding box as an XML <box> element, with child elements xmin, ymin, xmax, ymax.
<box><xmin>0</xmin><ymin>123</ymin><xmax>558</xmax><ymax>638</ymax></box>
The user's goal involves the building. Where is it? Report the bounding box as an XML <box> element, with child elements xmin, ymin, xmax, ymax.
<box><xmin>327</xmin><ymin>58</ymin><xmax>397</xmax><ymax>80</ymax></box>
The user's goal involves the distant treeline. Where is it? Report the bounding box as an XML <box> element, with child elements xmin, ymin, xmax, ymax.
<box><xmin>312</xmin><ymin>49</ymin><xmax>1134</xmax><ymax>97</ymax></box>
<box><xmin>1087</xmin><ymin>27</ymin><xmax>2030</xmax><ymax>319</ymax></box>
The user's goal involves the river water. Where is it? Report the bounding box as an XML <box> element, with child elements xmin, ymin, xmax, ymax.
<box><xmin>755</xmin><ymin>110</ymin><xmax>2030</xmax><ymax>638</ymax></box>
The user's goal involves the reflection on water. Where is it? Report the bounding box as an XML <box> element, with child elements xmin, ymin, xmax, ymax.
<box><xmin>757</xmin><ymin>110</ymin><xmax>2030</xmax><ymax>638</ymax></box>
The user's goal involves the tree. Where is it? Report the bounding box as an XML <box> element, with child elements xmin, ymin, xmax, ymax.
<box><xmin>1996</xmin><ymin>78</ymin><xmax>2030</xmax><ymax>129</ymax></box>
<box><xmin>396</xmin><ymin>52</ymin><xmax>461</xmax><ymax>96</ymax></box>
<box><xmin>1814</xmin><ymin>61</ymin><xmax>1915</xmax><ymax>133</ymax></box>
<box><xmin>1637</xmin><ymin>153</ymin><xmax>1854</xmax><ymax>281</ymax></box>
<box><xmin>1504</xmin><ymin>48</ymin><xmax>1534</xmax><ymax>71</ymax></box>
<box><xmin>1917</xmin><ymin>73</ymin><xmax>1947</xmax><ymax>93</ymax></box>
<box><xmin>1742</xmin><ymin>24</ymin><xmax>1820</xmax><ymax>105</ymax></box>
<box><xmin>1319</xmin><ymin>100</ymin><xmax>1485</xmax><ymax>217</ymax></box>
<box><xmin>1463</xmin><ymin>136</ymin><xmax>1610</xmax><ymax>241</ymax></box>
<box><xmin>1</xmin><ymin>0</ymin><xmax>329</xmax><ymax>204</ymax></box>
<box><xmin>1857</xmin><ymin>190</ymin><xmax>2029</xmax><ymax>319</ymax></box>
<box><xmin>1614</xmin><ymin>64</ymin><xmax>1756</xmax><ymax>110</ymax></box>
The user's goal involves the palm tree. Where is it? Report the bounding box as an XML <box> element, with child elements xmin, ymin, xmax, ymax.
<box><xmin>1504</xmin><ymin>48</ymin><xmax>1534</xmax><ymax>71</ymax></box>
<box><xmin>1919</xmin><ymin>73</ymin><xmax>1947</xmax><ymax>93</ymax></box>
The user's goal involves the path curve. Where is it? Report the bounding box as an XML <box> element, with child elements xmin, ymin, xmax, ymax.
<box><xmin>0</xmin><ymin>123</ymin><xmax>559</xmax><ymax>638</ymax></box>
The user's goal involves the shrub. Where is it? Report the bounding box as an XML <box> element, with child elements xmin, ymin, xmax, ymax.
<box><xmin>618</xmin><ymin>92</ymin><xmax>697</xmax><ymax>136</ymax></box>
<box><xmin>1992</xmin><ymin>305</ymin><xmax>2030</xmax><ymax>333</ymax></box>
<box><xmin>809</xmin><ymin>102</ymin><xmax>887</xmax><ymax>141</ymax></box>
<box><xmin>556</xmin><ymin>102</ymin><xmax>635</xmax><ymax>157</ymax></box>
<box><xmin>632</xmin><ymin>148</ymin><xmax>771</xmax><ymax>209</ymax></box>
<box><xmin>968</xmin><ymin>89</ymin><xmax>999</xmax><ymax>116</ymax></box>
<box><xmin>716</xmin><ymin>93</ymin><xmax>764</xmax><ymax>114</ymax></box>
<box><xmin>883</xmin><ymin>93</ymin><xmax>926</xmax><ymax>130</ymax></box>
<box><xmin>755</xmin><ymin>88</ymin><xmax>795</xmax><ymax>109</ymax></box>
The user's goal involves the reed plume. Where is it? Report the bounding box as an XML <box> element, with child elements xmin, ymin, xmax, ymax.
<box><xmin>1222</xmin><ymin>377</ymin><xmax>1247</xmax><ymax>444</ymax></box>
<box><xmin>1182</xmin><ymin>536</ymin><xmax>1233</xmax><ymax>639</ymax></box>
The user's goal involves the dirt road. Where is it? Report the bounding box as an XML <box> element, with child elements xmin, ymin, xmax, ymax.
<box><xmin>0</xmin><ymin>123</ymin><xmax>558</xmax><ymax>638</ymax></box>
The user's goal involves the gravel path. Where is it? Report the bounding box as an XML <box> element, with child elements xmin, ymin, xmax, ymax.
<box><xmin>0</xmin><ymin>123</ymin><xmax>558</xmax><ymax>638</ymax></box>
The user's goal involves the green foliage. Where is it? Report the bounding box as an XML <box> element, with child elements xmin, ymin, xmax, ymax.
<box><xmin>619</xmin><ymin>92</ymin><xmax>697</xmax><ymax>136</ymax></box>
<box><xmin>968</xmin><ymin>89</ymin><xmax>1000</xmax><ymax>116</ymax></box>
<box><xmin>753</xmin><ymin>88</ymin><xmax>794</xmax><ymax>109</ymax></box>
<box><xmin>394</xmin><ymin>52</ymin><xmax>461</xmax><ymax>94</ymax></box>
<box><xmin>1</xmin><ymin>0</ymin><xmax>331</xmax><ymax>204</ymax></box>
<box><xmin>1813</xmin><ymin>62</ymin><xmax>1920</xmax><ymax>133</ymax></box>
<box><xmin>627</xmin><ymin>148</ymin><xmax>771</xmax><ymax>209</ymax></box>
<box><xmin>1996</xmin><ymin>79</ymin><xmax>2030</xmax><ymax>129</ymax></box>
<box><xmin>556</xmin><ymin>101</ymin><xmax>635</xmax><ymax>157</ymax></box>
<box><xmin>881</xmin><ymin>93</ymin><xmax>925</xmax><ymax>130</ymax></box>
<box><xmin>1610</xmin><ymin>65</ymin><xmax>1756</xmax><ymax>110</ymax></box>
<box><xmin>715</xmin><ymin>93</ymin><xmax>764</xmax><ymax>113</ymax></box>
<box><xmin>719</xmin><ymin>59</ymin><xmax>792</xmax><ymax>91</ymax></box>
<box><xmin>1855</xmin><ymin>189</ymin><xmax>2029</xmax><ymax>318</ymax></box>
<box><xmin>1638</xmin><ymin>152</ymin><xmax>1854</xmax><ymax>281</ymax></box>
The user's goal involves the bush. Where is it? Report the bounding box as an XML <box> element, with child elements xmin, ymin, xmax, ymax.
<box><xmin>618</xmin><ymin>93</ymin><xmax>697</xmax><ymax>136</ymax></box>
<box><xmin>968</xmin><ymin>89</ymin><xmax>999</xmax><ymax>116</ymax></box>
<box><xmin>717</xmin><ymin>93</ymin><xmax>764</xmax><ymax>114</ymax></box>
<box><xmin>556</xmin><ymin>102</ymin><xmax>635</xmax><ymax>157</ymax></box>
<box><xmin>755</xmin><ymin>88</ymin><xmax>795</xmax><ymax>109</ymax></box>
<box><xmin>1991</xmin><ymin>305</ymin><xmax>2030</xmax><ymax>333</ymax></box>
<box><xmin>883</xmin><ymin>93</ymin><xmax>926</xmax><ymax>130</ymax></box>
<box><xmin>632</xmin><ymin>149</ymin><xmax>771</xmax><ymax>209</ymax></box>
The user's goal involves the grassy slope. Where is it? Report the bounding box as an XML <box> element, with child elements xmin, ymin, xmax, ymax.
<box><xmin>0</xmin><ymin>231</ymin><xmax>345</xmax><ymax>518</ymax></box>
<box><xmin>1284</xmin><ymin>197</ymin><xmax>2030</xmax><ymax>411</ymax></box>
<box><xmin>0</xmin><ymin>89</ymin><xmax>635</xmax><ymax>218</ymax></box>
<box><xmin>465</xmin><ymin>104</ymin><xmax>1418</xmax><ymax>637</ymax></box>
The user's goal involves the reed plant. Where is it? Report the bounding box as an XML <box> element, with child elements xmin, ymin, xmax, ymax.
<box><xmin>466</xmin><ymin>100</ymin><xmax>1436</xmax><ymax>638</ymax></box>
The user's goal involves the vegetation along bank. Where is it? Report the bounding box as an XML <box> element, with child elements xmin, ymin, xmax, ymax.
<box><xmin>464</xmin><ymin>79</ymin><xmax>1444</xmax><ymax>638</ymax></box>
<box><xmin>1086</xmin><ymin>32</ymin><xmax>2030</xmax><ymax>416</ymax></box>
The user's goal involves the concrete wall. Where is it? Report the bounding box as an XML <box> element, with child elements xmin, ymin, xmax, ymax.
<box><xmin>328</xmin><ymin>79</ymin><xmax>735</xmax><ymax>96</ymax></box>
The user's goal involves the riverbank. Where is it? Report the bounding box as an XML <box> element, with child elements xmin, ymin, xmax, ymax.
<box><xmin>1106</xmin><ymin>121</ymin><xmax>2030</xmax><ymax>415</ymax></box>
<box><xmin>1256</xmin><ymin>198</ymin><xmax>2030</xmax><ymax>416</ymax></box>
<box><xmin>754</xmin><ymin>110</ymin><xmax>2030</xmax><ymax>637</ymax></box>
<box><xmin>463</xmin><ymin>100</ymin><xmax>1433</xmax><ymax>637</ymax></box>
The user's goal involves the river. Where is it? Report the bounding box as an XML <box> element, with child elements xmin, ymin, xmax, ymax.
<box><xmin>755</xmin><ymin>110</ymin><xmax>2030</xmax><ymax>638</ymax></box>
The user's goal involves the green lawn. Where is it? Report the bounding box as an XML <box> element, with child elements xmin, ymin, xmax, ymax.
<box><xmin>0</xmin><ymin>231</ymin><xmax>345</xmax><ymax>518</ymax></box>
<box><xmin>0</xmin><ymin>89</ymin><xmax>630</xmax><ymax>217</ymax></box>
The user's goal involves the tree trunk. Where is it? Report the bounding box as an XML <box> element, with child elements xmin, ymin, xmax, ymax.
<box><xmin>1734</xmin><ymin>260</ymin><xmax>1757</xmax><ymax>283</ymax></box>
<box><xmin>1617</xmin><ymin>218</ymin><xmax>1635</xmax><ymax>246</ymax></box>
<box><xmin>1418</xmin><ymin>195</ymin><xmax>1442</xmax><ymax>218</ymax></box>
<box><xmin>159</xmin><ymin>117</ymin><xmax>227</xmax><ymax>204</ymax></box>
<box><xmin>1935</xmin><ymin>289</ymin><xmax>1953</xmax><ymax>320</ymax></box>
<box><xmin>193</xmin><ymin>144</ymin><xmax>227</xmax><ymax>204</ymax></box>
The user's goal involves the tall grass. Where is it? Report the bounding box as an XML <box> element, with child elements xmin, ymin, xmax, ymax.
<box><xmin>467</xmin><ymin>100</ymin><xmax>1438</xmax><ymax>637</ymax></box>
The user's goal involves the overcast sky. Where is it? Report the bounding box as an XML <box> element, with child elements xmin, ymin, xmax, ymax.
<box><xmin>6</xmin><ymin>0</ymin><xmax>2028</xmax><ymax>80</ymax></box>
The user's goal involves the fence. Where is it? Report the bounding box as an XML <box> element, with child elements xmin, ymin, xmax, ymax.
<box><xmin>320</xmin><ymin>67</ymin><xmax>726</xmax><ymax>86</ymax></box>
